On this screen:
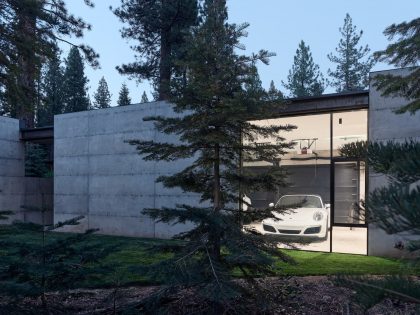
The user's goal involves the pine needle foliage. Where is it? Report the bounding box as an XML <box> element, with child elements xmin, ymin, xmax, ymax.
<box><xmin>141</xmin><ymin>91</ymin><xmax>149</xmax><ymax>103</ymax></box>
<box><xmin>266</xmin><ymin>80</ymin><xmax>284</xmax><ymax>101</ymax></box>
<box><xmin>0</xmin><ymin>211</ymin><xmax>114</xmax><ymax>313</ymax></box>
<box><xmin>24</xmin><ymin>143</ymin><xmax>49</xmax><ymax>178</ymax></box>
<box><xmin>63</xmin><ymin>47</ymin><xmax>90</xmax><ymax>113</ymax></box>
<box><xmin>373</xmin><ymin>18</ymin><xmax>420</xmax><ymax>114</ymax></box>
<box><xmin>366</xmin><ymin>141</ymin><xmax>420</xmax><ymax>236</ymax></box>
<box><xmin>339</xmin><ymin>140</ymin><xmax>420</xmax><ymax>309</ymax></box>
<box><xmin>339</xmin><ymin>140</ymin><xmax>367</xmax><ymax>160</ymax></box>
<box><xmin>0</xmin><ymin>0</ymin><xmax>98</xmax><ymax>126</ymax></box>
<box><xmin>93</xmin><ymin>76</ymin><xmax>112</xmax><ymax>109</ymax></box>
<box><xmin>283</xmin><ymin>40</ymin><xmax>325</xmax><ymax>97</ymax></box>
<box><xmin>117</xmin><ymin>83</ymin><xmax>132</xmax><ymax>106</ymax></box>
<box><xmin>113</xmin><ymin>0</ymin><xmax>199</xmax><ymax>100</ymax></box>
<box><xmin>328</xmin><ymin>14</ymin><xmax>375</xmax><ymax>92</ymax></box>
<box><xmin>36</xmin><ymin>48</ymin><xmax>65</xmax><ymax>127</ymax></box>
<box><xmin>127</xmin><ymin>0</ymin><xmax>298</xmax><ymax>312</ymax></box>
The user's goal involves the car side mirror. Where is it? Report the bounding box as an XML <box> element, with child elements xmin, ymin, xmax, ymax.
<box><xmin>268</xmin><ymin>203</ymin><xmax>274</xmax><ymax>208</ymax></box>
<box><xmin>325</xmin><ymin>203</ymin><xmax>331</xmax><ymax>209</ymax></box>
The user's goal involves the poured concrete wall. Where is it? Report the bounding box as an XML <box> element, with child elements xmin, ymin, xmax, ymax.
<box><xmin>0</xmin><ymin>116</ymin><xmax>25</xmax><ymax>222</ymax></box>
<box><xmin>0</xmin><ymin>116</ymin><xmax>53</xmax><ymax>224</ymax></box>
<box><xmin>368</xmin><ymin>68</ymin><xmax>420</xmax><ymax>257</ymax></box>
<box><xmin>54</xmin><ymin>101</ymin><xmax>198</xmax><ymax>238</ymax></box>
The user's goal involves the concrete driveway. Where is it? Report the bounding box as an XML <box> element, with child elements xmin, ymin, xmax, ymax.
<box><xmin>244</xmin><ymin>223</ymin><xmax>367</xmax><ymax>254</ymax></box>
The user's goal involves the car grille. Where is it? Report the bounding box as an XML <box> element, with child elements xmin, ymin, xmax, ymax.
<box><xmin>304</xmin><ymin>226</ymin><xmax>321</xmax><ymax>234</ymax></box>
<box><xmin>278</xmin><ymin>229</ymin><xmax>301</xmax><ymax>234</ymax></box>
<box><xmin>263</xmin><ymin>224</ymin><xmax>276</xmax><ymax>233</ymax></box>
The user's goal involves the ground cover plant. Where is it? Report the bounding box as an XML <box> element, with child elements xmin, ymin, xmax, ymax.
<box><xmin>0</xmin><ymin>218</ymin><xmax>114</xmax><ymax>314</ymax></box>
<box><xmin>1</xmin><ymin>225</ymin><xmax>420</xmax><ymax>314</ymax></box>
<box><xmin>0</xmin><ymin>225</ymin><xmax>416</xmax><ymax>287</ymax></box>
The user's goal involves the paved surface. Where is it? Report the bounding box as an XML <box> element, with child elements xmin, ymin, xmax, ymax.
<box><xmin>245</xmin><ymin>223</ymin><xmax>367</xmax><ymax>254</ymax></box>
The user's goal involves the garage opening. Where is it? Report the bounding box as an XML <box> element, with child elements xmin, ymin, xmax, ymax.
<box><xmin>243</xmin><ymin>109</ymin><xmax>368</xmax><ymax>255</ymax></box>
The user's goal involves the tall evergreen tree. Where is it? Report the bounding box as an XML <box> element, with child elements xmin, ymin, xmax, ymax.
<box><xmin>244</xmin><ymin>64</ymin><xmax>264</xmax><ymax>95</ymax></box>
<box><xmin>140</xmin><ymin>91</ymin><xmax>149</xmax><ymax>103</ymax></box>
<box><xmin>36</xmin><ymin>49</ymin><xmax>64</xmax><ymax>127</ymax></box>
<box><xmin>93</xmin><ymin>76</ymin><xmax>112</xmax><ymax>109</ymax></box>
<box><xmin>62</xmin><ymin>47</ymin><xmax>90</xmax><ymax>113</ymax></box>
<box><xmin>0</xmin><ymin>0</ymin><xmax>98</xmax><ymax>127</ymax></box>
<box><xmin>283</xmin><ymin>40</ymin><xmax>325</xmax><ymax>97</ymax></box>
<box><xmin>127</xmin><ymin>0</ymin><xmax>296</xmax><ymax>312</ymax></box>
<box><xmin>117</xmin><ymin>83</ymin><xmax>131</xmax><ymax>106</ymax></box>
<box><xmin>328</xmin><ymin>14</ymin><xmax>375</xmax><ymax>92</ymax></box>
<box><xmin>266</xmin><ymin>80</ymin><xmax>283</xmax><ymax>101</ymax></box>
<box><xmin>113</xmin><ymin>0</ymin><xmax>199</xmax><ymax>100</ymax></box>
<box><xmin>373</xmin><ymin>18</ymin><xmax>420</xmax><ymax>114</ymax></box>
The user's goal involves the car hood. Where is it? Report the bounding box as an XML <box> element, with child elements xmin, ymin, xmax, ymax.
<box><xmin>270</xmin><ymin>207</ymin><xmax>326</xmax><ymax>222</ymax></box>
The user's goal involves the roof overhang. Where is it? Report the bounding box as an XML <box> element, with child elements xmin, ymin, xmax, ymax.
<box><xmin>267</xmin><ymin>90</ymin><xmax>369</xmax><ymax>119</ymax></box>
<box><xmin>20</xmin><ymin>125</ymin><xmax>53</xmax><ymax>144</ymax></box>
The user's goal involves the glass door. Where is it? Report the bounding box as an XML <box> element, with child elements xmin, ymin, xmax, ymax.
<box><xmin>331</xmin><ymin>159</ymin><xmax>367</xmax><ymax>254</ymax></box>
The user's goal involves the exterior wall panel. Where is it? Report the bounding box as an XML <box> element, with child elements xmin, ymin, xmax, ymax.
<box><xmin>368</xmin><ymin>68</ymin><xmax>420</xmax><ymax>257</ymax></box>
<box><xmin>54</xmin><ymin>101</ymin><xmax>200</xmax><ymax>237</ymax></box>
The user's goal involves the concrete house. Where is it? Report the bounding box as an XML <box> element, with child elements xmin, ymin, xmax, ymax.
<box><xmin>0</xmin><ymin>68</ymin><xmax>418</xmax><ymax>257</ymax></box>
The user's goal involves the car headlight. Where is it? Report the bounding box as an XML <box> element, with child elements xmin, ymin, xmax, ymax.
<box><xmin>313</xmin><ymin>211</ymin><xmax>324</xmax><ymax>221</ymax></box>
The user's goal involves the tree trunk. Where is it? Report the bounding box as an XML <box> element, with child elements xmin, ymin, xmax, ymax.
<box><xmin>158</xmin><ymin>0</ymin><xmax>172</xmax><ymax>101</ymax></box>
<box><xmin>212</xmin><ymin>143</ymin><xmax>222</xmax><ymax>261</ymax></box>
<box><xmin>16</xmin><ymin>8</ymin><xmax>37</xmax><ymax>128</ymax></box>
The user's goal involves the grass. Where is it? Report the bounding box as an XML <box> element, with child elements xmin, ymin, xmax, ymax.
<box><xmin>0</xmin><ymin>225</ymin><xmax>417</xmax><ymax>287</ymax></box>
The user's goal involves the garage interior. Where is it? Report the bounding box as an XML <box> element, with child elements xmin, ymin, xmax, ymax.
<box><xmin>243</xmin><ymin>106</ymin><xmax>368</xmax><ymax>255</ymax></box>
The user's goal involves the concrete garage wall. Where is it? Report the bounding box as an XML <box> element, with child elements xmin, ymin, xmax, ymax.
<box><xmin>368</xmin><ymin>68</ymin><xmax>420</xmax><ymax>257</ymax></box>
<box><xmin>0</xmin><ymin>116</ymin><xmax>25</xmax><ymax>222</ymax></box>
<box><xmin>54</xmin><ymin>101</ymin><xmax>198</xmax><ymax>238</ymax></box>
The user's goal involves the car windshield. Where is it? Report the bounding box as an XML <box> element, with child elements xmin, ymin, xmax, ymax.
<box><xmin>276</xmin><ymin>195</ymin><xmax>322</xmax><ymax>209</ymax></box>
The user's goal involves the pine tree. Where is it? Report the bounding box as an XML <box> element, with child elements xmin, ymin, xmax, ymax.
<box><xmin>0</xmin><ymin>0</ymin><xmax>98</xmax><ymax>127</ymax></box>
<box><xmin>127</xmin><ymin>1</ymin><xmax>296</xmax><ymax>312</ymax></box>
<box><xmin>62</xmin><ymin>47</ymin><xmax>90</xmax><ymax>113</ymax></box>
<box><xmin>266</xmin><ymin>80</ymin><xmax>283</xmax><ymax>101</ymax></box>
<box><xmin>328</xmin><ymin>14</ymin><xmax>375</xmax><ymax>92</ymax></box>
<box><xmin>338</xmin><ymin>141</ymin><xmax>420</xmax><ymax>309</ymax></box>
<box><xmin>93</xmin><ymin>77</ymin><xmax>112</xmax><ymax>109</ymax></box>
<box><xmin>25</xmin><ymin>143</ymin><xmax>49</xmax><ymax>178</ymax></box>
<box><xmin>36</xmin><ymin>49</ymin><xmax>64</xmax><ymax>127</ymax></box>
<box><xmin>244</xmin><ymin>64</ymin><xmax>264</xmax><ymax>96</ymax></box>
<box><xmin>0</xmin><ymin>215</ymin><xmax>114</xmax><ymax>312</ymax></box>
<box><xmin>141</xmin><ymin>91</ymin><xmax>149</xmax><ymax>103</ymax></box>
<box><xmin>373</xmin><ymin>18</ymin><xmax>420</xmax><ymax>114</ymax></box>
<box><xmin>117</xmin><ymin>83</ymin><xmax>131</xmax><ymax>106</ymax></box>
<box><xmin>113</xmin><ymin>0</ymin><xmax>199</xmax><ymax>100</ymax></box>
<box><xmin>283</xmin><ymin>40</ymin><xmax>325</xmax><ymax>97</ymax></box>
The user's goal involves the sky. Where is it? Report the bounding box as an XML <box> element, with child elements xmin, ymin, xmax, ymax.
<box><xmin>61</xmin><ymin>0</ymin><xmax>420</xmax><ymax>105</ymax></box>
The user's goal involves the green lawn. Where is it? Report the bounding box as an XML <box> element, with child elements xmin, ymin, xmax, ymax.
<box><xmin>0</xmin><ymin>226</ymin><xmax>416</xmax><ymax>287</ymax></box>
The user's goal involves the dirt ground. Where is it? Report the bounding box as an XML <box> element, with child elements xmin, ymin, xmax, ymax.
<box><xmin>1</xmin><ymin>276</ymin><xmax>418</xmax><ymax>315</ymax></box>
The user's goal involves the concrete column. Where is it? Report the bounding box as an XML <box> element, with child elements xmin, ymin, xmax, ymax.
<box><xmin>0</xmin><ymin>116</ymin><xmax>25</xmax><ymax>222</ymax></box>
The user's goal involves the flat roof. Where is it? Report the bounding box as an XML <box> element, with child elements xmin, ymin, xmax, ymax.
<box><xmin>271</xmin><ymin>90</ymin><xmax>369</xmax><ymax>118</ymax></box>
<box><xmin>19</xmin><ymin>90</ymin><xmax>369</xmax><ymax>141</ymax></box>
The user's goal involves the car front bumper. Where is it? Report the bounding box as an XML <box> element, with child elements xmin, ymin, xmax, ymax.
<box><xmin>261</xmin><ymin>221</ymin><xmax>327</xmax><ymax>238</ymax></box>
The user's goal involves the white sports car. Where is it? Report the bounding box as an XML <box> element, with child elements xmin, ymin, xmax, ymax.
<box><xmin>261</xmin><ymin>195</ymin><xmax>330</xmax><ymax>239</ymax></box>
